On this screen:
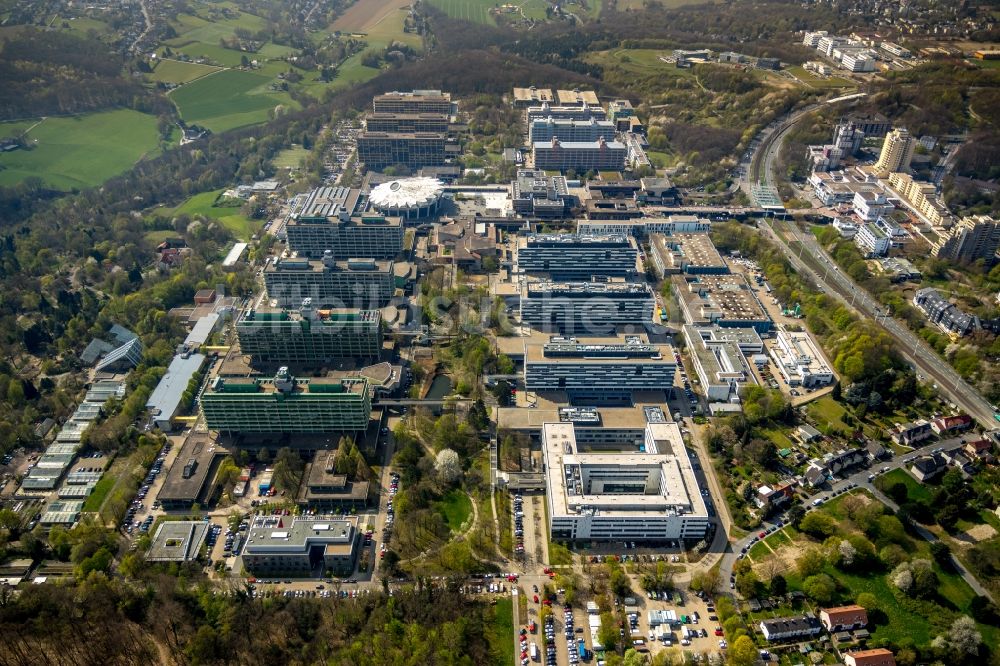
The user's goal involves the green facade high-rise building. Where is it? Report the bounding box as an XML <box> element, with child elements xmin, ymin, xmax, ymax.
<box><xmin>202</xmin><ymin>369</ymin><xmax>371</xmax><ymax>434</ymax></box>
<box><xmin>236</xmin><ymin>302</ymin><xmax>383</xmax><ymax>364</ymax></box>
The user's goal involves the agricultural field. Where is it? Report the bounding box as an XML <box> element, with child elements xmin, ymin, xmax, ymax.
<box><xmin>427</xmin><ymin>0</ymin><xmax>497</xmax><ymax>25</ymax></box>
<box><xmin>332</xmin><ymin>0</ymin><xmax>413</xmax><ymax>32</ymax></box>
<box><xmin>149</xmin><ymin>58</ymin><xmax>223</xmax><ymax>84</ymax></box>
<box><xmin>168</xmin><ymin>69</ymin><xmax>294</xmax><ymax>133</ymax></box>
<box><xmin>0</xmin><ymin>110</ymin><xmax>161</xmax><ymax>190</ymax></box>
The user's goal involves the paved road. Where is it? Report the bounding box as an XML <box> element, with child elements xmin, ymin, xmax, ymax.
<box><xmin>719</xmin><ymin>439</ymin><xmax>994</xmax><ymax>602</ymax></box>
<box><xmin>760</xmin><ymin>217</ymin><xmax>997</xmax><ymax>429</ymax></box>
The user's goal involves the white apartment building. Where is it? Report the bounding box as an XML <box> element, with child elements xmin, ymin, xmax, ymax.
<box><xmin>841</xmin><ymin>52</ymin><xmax>875</xmax><ymax>72</ymax></box>
<box><xmin>854</xmin><ymin>221</ymin><xmax>891</xmax><ymax>257</ymax></box>
<box><xmin>853</xmin><ymin>190</ymin><xmax>893</xmax><ymax>222</ymax></box>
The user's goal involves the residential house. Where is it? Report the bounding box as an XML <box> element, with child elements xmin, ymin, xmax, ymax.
<box><xmin>819</xmin><ymin>605</ymin><xmax>868</xmax><ymax>632</ymax></box>
<box><xmin>964</xmin><ymin>438</ymin><xmax>994</xmax><ymax>463</ymax></box>
<box><xmin>930</xmin><ymin>414</ymin><xmax>973</xmax><ymax>436</ymax></box>
<box><xmin>798</xmin><ymin>425</ymin><xmax>822</xmax><ymax>443</ymax></box>
<box><xmin>758</xmin><ymin>615</ymin><xmax>823</xmax><ymax>642</ymax></box>
<box><xmin>844</xmin><ymin>648</ymin><xmax>896</xmax><ymax>666</ymax></box>
<box><xmin>754</xmin><ymin>480</ymin><xmax>797</xmax><ymax>509</ymax></box>
<box><xmin>890</xmin><ymin>420</ymin><xmax>933</xmax><ymax>446</ymax></box>
<box><xmin>804</xmin><ymin>463</ymin><xmax>828</xmax><ymax>487</ymax></box>
<box><xmin>910</xmin><ymin>453</ymin><xmax>946</xmax><ymax>482</ymax></box>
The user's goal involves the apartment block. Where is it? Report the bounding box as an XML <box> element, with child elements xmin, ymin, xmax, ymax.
<box><xmin>201</xmin><ymin>368</ymin><xmax>371</xmax><ymax>434</ymax></box>
<box><xmin>854</xmin><ymin>221</ymin><xmax>891</xmax><ymax>257</ymax></box>
<box><xmin>873</xmin><ymin>128</ymin><xmax>916</xmax><ymax>177</ymax></box>
<box><xmin>519</xmin><ymin>281</ymin><xmax>654</xmax><ymax>333</ymax></box>
<box><xmin>372</xmin><ymin>90</ymin><xmax>451</xmax><ymax>114</ymax></box>
<box><xmin>931</xmin><ymin>215</ymin><xmax>1000</xmax><ymax>265</ymax></box>
<box><xmin>853</xmin><ymin>190</ymin><xmax>894</xmax><ymax>222</ymax></box>
<box><xmin>887</xmin><ymin>172</ymin><xmax>949</xmax><ymax>226</ymax></box>
<box><xmin>515</xmin><ymin>233</ymin><xmax>638</xmax><ymax>280</ymax></box>
<box><xmin>524</xmin><ymin>336</ymin><xmax>676</xmax><ymax>405</ymax></box>
<box><xmin>533</xmin><ymin>137</ymin><xmax>627</xmax><ymax>172</ymax></box>
<box><xmin>263</xmin><ymin>253</ymin><xmax>394</xmax><ymax>308</ymax></box>
<box><xmin>236</xmin><ymin>302</ymin><xmax>383</xmax><ymax>363</ymax></box>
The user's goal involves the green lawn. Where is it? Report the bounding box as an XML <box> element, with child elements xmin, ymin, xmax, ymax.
<box><xmin>169</xmin><ymin>69</ymin><xmax>294</xmax><ymax>132</ymax></box>
<box><xmin>273</xmin><ymin>145</ymin><xmax>310</xmax><ymax>169</ymax></box>
<box><xmin>0</xmin><ymin>110</ymin><xmax>161</xmax><ymax>190</ymax></box>
<box><xmin>748</xmin><ymin>540</ymin><xmax>772</xmax><ymax>560</ymax></box>
<box><xmin>806</xmin><ymin>396</ymin><xmax>851</xmax><ymax>433</ymax></box>
<box><xmin>786</xmin><ymin>65</ymin><xmax>856</xmax><ymax>89</ymax></box>
<box><xmin>436</xmin><ymin>489</ymin><xmax>473</xmax><ymax>532</ymax></box>
<box><xmin>168</xmin><ymin>189</ymin><xmax>262</xmax><ymax>239</ymax></box>
<box><xmin>488</xmin><ymin>597</ymin><xmax>515</xmax><ymax>666</ymax></box>
<box><xmin>426</xmin><ymin>0</ymin><xmax>496</xmax><ymax>25</ymax></box>
<box><xmin>150</xmin><ymin>58</ymin><xmax>223</xmax><ymax>84</ymax></box>
<box><xmin>82</xmin><ymin>475</ymin><xmax>115</xmax><ymax>512</ymax></box>
<box><xmin>876</xmin><ymin>468</ymin><xmax>932</xmax><ymax>503</ymax></box>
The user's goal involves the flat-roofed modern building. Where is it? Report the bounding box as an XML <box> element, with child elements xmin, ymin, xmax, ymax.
<box><xmin>236</xmin><ymin>301</ymin><xmax>383</xmax><ymax>363</ymax></box>
<box><xmin>241</xmin><ymin>515</ymin><xmax>360</xmax><ymax>576</ymax></box>
<box><xmin>525</xmin><ymin>103</ymin><xmax>606</xmax><ymax>122</ymax></box>
<box><xmin>577</xmin><ymin>216</ymin><xmax>711</xmax><ymax>237</ymax></box>
<box><xmin>363</xmin><ymin>112</ymin><xmax>450</xmax><ymax>133</ymax></box>
<box><xmin>372</xmin><ymin>90</ymin><xmax>452</xmax><ymax>114</ymax></box>
<box><xmin>543</xmin><ymin>421</ymin><xmax>709</xmax><ymax>542</ymax></box>
<box><xmin>296</xmin><ymin>451</ymin><xmax>371</xmax><ymax>509</ymax></box>
<box><xmin>673</xmin><ymin>274</ymin><xmax>772</xmax><ymax>333</ymax></box>
<box><xmin>520</xmin><ymin>281</ymin><xmax>654</xmax><ymax>333</ymax></box>
<box><xmin>524</xmin><ymin>335</ymin><xmax>675</xmax><ymax>404</ymax></box>
<box><xmin>147</xmin><ymin>521</ymin><xmax>210</xmax><ymax>562</ymax></box>
<box><xmin>516</xmin><ymin>233</ymin><xmax>638</xmax><ymax>280</ymax></box>
<box><xmin>683</xmin><ymin>325</ymin><xmax>763</xmax><ymax>404</ymax></box>
<box><xmin>285</xmin><ymin>187</ymin><xmax>403</xmax><ymax>259</ymax></box>
<box><xmin>356</xmin><ymin>132</ymin><xmax>449</xmax><ymax>170</ymax></box>
<box><xmin>556</xmin><ymin>89</ymin><xmax>600</xmax><ymax>106</ymax></box>
<box><xmin>650</xmin><ymin>233</ymin><xmax>729</xmax><ymax>275</ymax></box>
<box><xmin>533</xmin><ymin>137</ymin><xmax>627</xmax><ymax>172</ymax></box>
<box><xmin>263</xmin><ymin>253</ymin><xmax>394</xmax><ymax>308</ymax></box>
<box><xmin>511</xmin><ymin>170</ymin><xmax>573</xmax><ymax>219</ymax></box>
<box><xmin>512</xmin><ymin>86</ymin><xmax>555</xmax><ymax>107</ymax></box>
<box><xmin>201</xmin><ymin>368</ymin><xmax>371</xmax><ymax>434</ymax></box>
<box><xmin>528</xmin><ymin>117</ymin><xmax>617</xmax><ymax>143</ymax></box>
<box><xmin>769</xmin><ymin>326</ymin><xmax>835</xmax><ymax>388</ymax></box>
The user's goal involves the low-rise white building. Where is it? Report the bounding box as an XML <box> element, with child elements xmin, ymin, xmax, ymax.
<box><xmin>853</xmin><ymin>190</ymin><xmax>893</xmax><ymax>221</ymax></box>
<box><xmin>769</xmin><ymin>327</ymin><xmax>835</xmax><ymax>388</ymax></box>
<box><xmin>543</xmin><ymin>420</ymin><xmax>709</xmax><ymax>543</ymax></box>
<box><xmin>683</xmin><ymin>325</ymin><xmax>763</xmax><ymax>403</ymax></box>
<box><xmin>854</xmin><ymin>221</ymin><xmax>891</xmax><ymax>257</ymax></box>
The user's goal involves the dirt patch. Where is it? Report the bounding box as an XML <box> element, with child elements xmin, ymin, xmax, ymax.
<box><xmin>953</xmin><ymin>523</ymin><xmax>998</xmax><ymax>545</ymax></box>
<box><xmin>752</xmin><ymin>540</ymin><xmax>809</xmax><ymax>580</ymax></box>
<box><xmin>333</xmin><ymin>0</ymin><xmax>411</xmax><ymax>32</ymax></box>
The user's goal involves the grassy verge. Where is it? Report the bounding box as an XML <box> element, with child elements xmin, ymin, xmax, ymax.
<box><xmin>496</xmin><ymin>489</ymin><xmax>513</xmax><ymax>556</ymax></box>
<box><xmin>82</xmin><ymin>475</ymin><xmax>115</xmax><ymax>513</ymax></box>
<box><xmin>489</xmin><ymin>597</ymin><xmax>515</xmax><ymax>666</ymax></box>
<box><xmin>875</xmin><ymin>468</ymin><xmax>932</xmax><ymax>503</ymax></box>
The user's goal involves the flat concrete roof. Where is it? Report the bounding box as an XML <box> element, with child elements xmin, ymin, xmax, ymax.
<box><xmin>157</xmin><ymin>434</ymin><xmax>227</xmax><ymax>504</ymax></box>
<box><xmin>147</xmin><ymin>521</ymin><xmax>210</xmax><ymax>562</ymax></box>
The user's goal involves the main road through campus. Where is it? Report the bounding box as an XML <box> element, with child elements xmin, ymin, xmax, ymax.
<box><xmin>744</xmin><ymin>94</ymin><xmax>998</xmax><ymax>430</ymax></box>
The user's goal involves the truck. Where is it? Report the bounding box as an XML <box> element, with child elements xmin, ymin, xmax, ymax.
<box><xmin>529</xmin><ymin>643</ymin><xmax>538</xmax><ymax>661</ymax></box>
<box><xmin>577</xmin><ymin>639</ymin><xmax>587</xmax><ymax>660</ymax></box>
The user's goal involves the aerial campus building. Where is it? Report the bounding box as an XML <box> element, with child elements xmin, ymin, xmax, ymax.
<box><xmin>533</xmin><ymin>137</ymin><xmax>627</xmax><ymax>172</ymax></box>
<box><xmin>236</xmin><ymin>301</ymin><xmax>383</xmax><ymax>364</ymax></box>
<box><xmin>367</xmin><ymin>177</ymin><xmax>445</xmax><ymax>220</ymax></box>
<box><xmin>201</xmin><ymin>368</ymin><xmax>371</xmax><ymax>434</ymax></box>
<box><xmin>649</xmin><ymin>233</ymin><xmax>729</xmax><ymax>275</ymax></box>
<box><xmin>542</xmin><ymin>420</ymin><xmax>709</xmax><ymax>542</ymax></box>
<box><xmin>769</xmin><ymin>326</ymin><xmax>835</xmax><ymax>388</ymax></box>
<box><xmin>519</xmin><ymin>281</ymin><xmax>654</xmax><ymax>333</ymax></box>
<box><xmin>515</xmin><ymin>233</ymin><xmax>639</xmax><ymax>280</ymax></box>
<box><xmin>356</xmin><ymin>132</ymin><xmax>451</xmax><ymax>170</ymax></box>
<box><xmin>524</xmin><ymin>335</ymin><xmax>676</xmax><ymax>405</ymax></box>
<box><xmin>525</xmin><ymin>103</ymin><xmax>606</xmax><ymax>123</ymax></box>
<box><xmin>241</xmin><ymin>515</ymin><xmax>360</xmax><ymax>577</ymax></box>
<box><xmin>511</xmin><ymin>170</ymin><xmax>573</xmax><ymax>219</ymax></box>
<box><xmin>673</xmin><ymin>273</ymin><xmax>773</xmax><ymax>333</ymax></box>
<box><xmin>285</xmin><ymin>187</ymin><xmax>404</xmax><ymax>259</ymax></box>
<box><xmin>528</xmin><ymin>117</ymin><xmax>617</xmax><ymax>144</ymax></box>
<box><xmin>372</xmin><ymin>90</ymin><xmax>452</xmax><ymax>115</ymax></box>
<box><xmin>363</xmin><ymin>112</ymin><xmax>450</xmax><ymax>134</ymax></box>
<box><xmin>682</xmin><ymin>325</ymin><xmax>763</xmax><ymax>405</ymax></box>
<box><xmin>263</xmin><ymin>253</ymin><xmax>394</xmax><ymax>308</ymax></box>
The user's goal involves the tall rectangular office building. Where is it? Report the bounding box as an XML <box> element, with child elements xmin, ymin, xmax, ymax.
<box><xmin>520</xmin><ymin>282</ymin><xmax>654</xmax><ymax>333</ymax></box>
<box><xmin>264</xmin><ymin>253</ymin><xmax>394</xmax><ymax>308</ymax></box>
<box><xmin>236</xmin><ymin>304</ymin><xmax>383</xmax><ymax>363</ymax></box>
<box><xmin>201</xmin><ymin>369</ymin><xmax>371</xmax><ymax>434</ymax></box>
<box><xmin>516</xmin><ymin>233</ymin><xmax>638</xmax><ymax>280</ymax></box>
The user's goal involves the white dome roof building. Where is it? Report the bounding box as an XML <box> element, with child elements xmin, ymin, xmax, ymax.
<box><xmin>368</xmin><ymin>177</ymin><xmax>445</xmax><ymax>220</ymax></box>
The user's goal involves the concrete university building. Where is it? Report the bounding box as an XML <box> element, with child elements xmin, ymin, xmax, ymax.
<box><xmin>524</xmin><ymin>336</ymin><xmax>675</xmax><ymax>405</ymax></box>
<box><xmin>356</xmin><ymin>132</ymin><xmax>450</xmax><ymax>171</ymax></box>
<box><xmin>236</xmin><ymin>300</ymin><xmax>383</xmax><ymax>364</ymax></box>
<box><xmin>542</xmin><ymin>420</ymin><xmax>709</xmax><ymax>542</ymax></box>
<box><xmin>515</xmin><ymin>233</ymin><xmax>639</xmax><ymax>280</ymax></box>
<box><xmin>519</xmin><ymin>281</ymin><xmax>654</xmax><ymax>333</ymax></box>
<box><xmin>533</xmin><ymin>137</ymin><xmax>627</xmax><ymax>172</ymax></box>
<box><xmin>201</xmin><ymin>368</ymin><xmax>371</xmax><ymax>434</ymax></box>
<box><xmin>528</xmin><ymin>117</ymin><xmax>617</xmax><ymax>143</ymax></box>
<box><xmin>511</xmin><ymin>169</ymin><xmax>573</xmax><ymax>219</ymax></box>
<box><xmin>264</xmin><ymin>253</ymin><xmax>394</xmax><ymax>308</ymax></box>
<box><xmin>372</xmin><ymin>90</ymin><xmax>452</xmax><ymax>114</ymax></box>
<box><xmin>285</xmin><ymin>186</ymin><xmax>403</xmax><ymax>259</ymax></box>
<box><xmin>673</xmin><ymin>274</ymin><xmax>772</xmax><ymax>333</ymax></box>
<box><xmin>241</xmin><ymin>515</ymin><xmax>360</xmax><ymax>577</ymax></box>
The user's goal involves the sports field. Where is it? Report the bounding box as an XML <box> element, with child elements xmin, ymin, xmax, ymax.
<box><xmin>150</xmin><ymin>58</ymin><xmax>223</xmax><ymax>84</ymax></box>
<box><xmin>0</xmin><ymin>110</ymin><xmax>161</xmax><ymax>190</ymax></box>
<box><xmin>169</xmin><ymin>69</ymin><xmax>293</xmax><ymax>132</ymax></box>
<box><xmin>426</xmin><ymin>0</ymin><xmax>496</xmax><ymax>25</ymax></box>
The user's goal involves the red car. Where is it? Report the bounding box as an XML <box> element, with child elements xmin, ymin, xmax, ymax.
<box><xmin>533</xmin><ymin>594</ymin><xmax>539</xmax><ymax>603</ymax></box>
<box><xmin>758</xmin><ymin>531</ymin><xmax>766</xmax><ymax>538</ymax></box>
